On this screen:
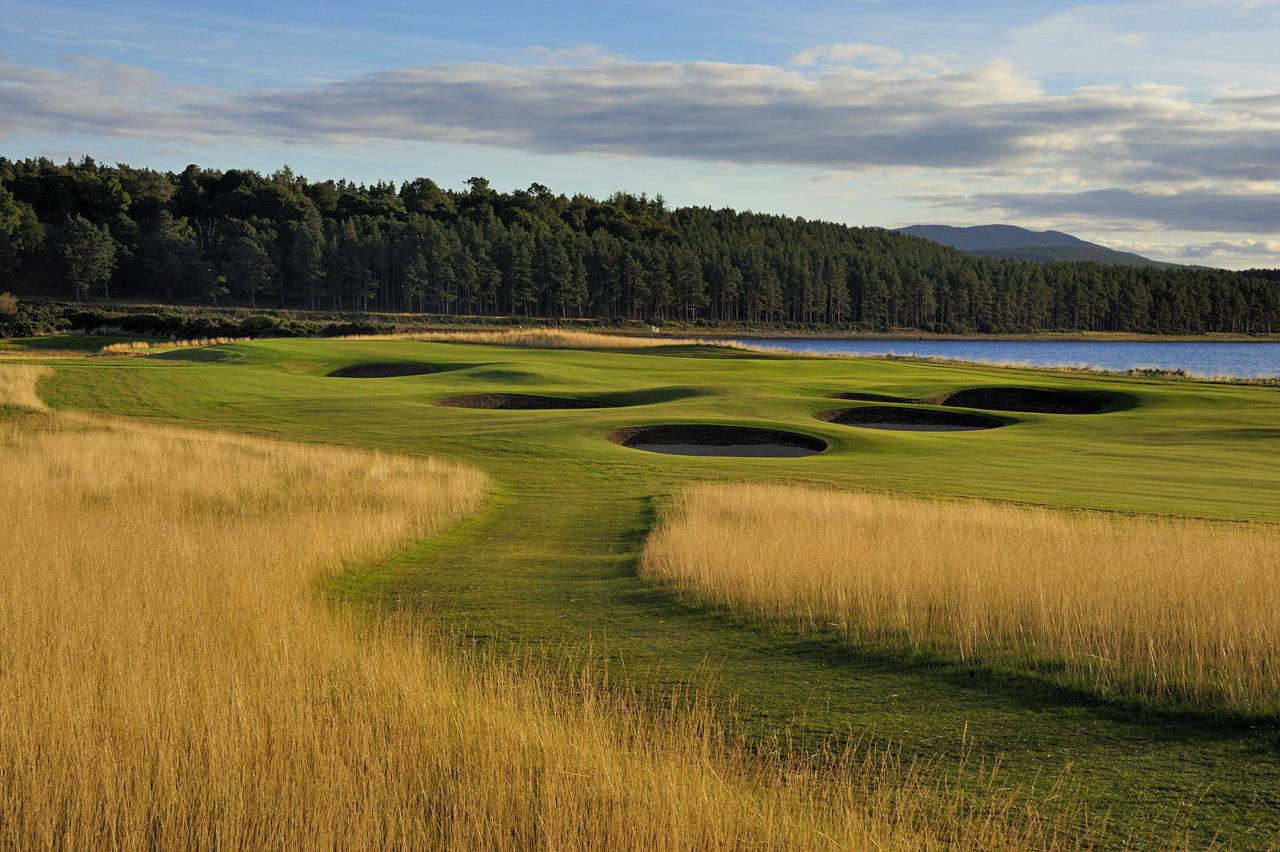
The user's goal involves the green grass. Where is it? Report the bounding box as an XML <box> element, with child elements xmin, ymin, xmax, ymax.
<box><xmin>34</xmin><ymin>337</ymin><xmax>1280</xmax><ymax>847</ymax></box>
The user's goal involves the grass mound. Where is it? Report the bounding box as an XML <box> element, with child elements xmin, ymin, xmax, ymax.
<box><xmin>436</xmin><ymin>392</ymin><xmax>609</xmax><ymax>410</ymax></box>
<box><xmin>328</xmin><ymin>363</ymin><xmax>435</xmax><ymax>378</ymax></box>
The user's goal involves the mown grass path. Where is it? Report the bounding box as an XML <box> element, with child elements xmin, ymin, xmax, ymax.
<box><xmin>369</xmin><ymin>466</ymin><xmax>1280</xmax><ymax>847</ymax></box>
<box><xmin>43</xmin><ymin>338</ymin><xmax>1280</xmax><ymax>847</ymax></box>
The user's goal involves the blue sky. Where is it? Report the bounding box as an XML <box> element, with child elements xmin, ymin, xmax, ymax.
<box><xmin>2</xmin><ymin>0</ymin><xmax>1278</xmax><ymax>266</ymax></box>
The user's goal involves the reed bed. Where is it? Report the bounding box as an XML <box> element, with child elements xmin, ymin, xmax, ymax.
<box><xmin>644</xmin><ymin>483</ymin><xmax>1280</xmax><ymax>715</ymax></box>
<box><xmin>0</xmin><ymin>367</ymin><xmax>1083</xmax><ymax>850</ymax></box>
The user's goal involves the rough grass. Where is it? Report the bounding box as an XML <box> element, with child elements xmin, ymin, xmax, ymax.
<box><xmin>31</xmin><ymin>337</ymin><xmax>1280</xmax><ymax>842</ymax></box>
<box><xmin>644</xmin><ymin>483</ymin><xmax>1280</xmax><ymax>716</ymax></box>
<box><xmin>99</xmin><ymin>336</ymin><xmax>250</xmax><ymax>355</ymax></box>
<box><xmin>0</xmin><ymin>364</ymin><xmax>50</xmax><ymax>410</ymax></box>
<box><xmin>0</xmin><ymin>367</ymin><xmax>1082</xmax><ymax>850</ymax></box>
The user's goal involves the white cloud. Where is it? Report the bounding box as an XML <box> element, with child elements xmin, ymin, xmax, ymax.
<box><xmin>963</xmin><ymin>188</ymin><xmax>1280</xmax><ymax>233</ymax></box>
<box><xmin>790</xmin><ymin>43</ymin><xmax>904</xmax><ymax>67</ymax></box>
<box><xmin>1176</xmin><ymin>238</ymin><xmax>1280</xmax><ymax>258</ymax></box>
<box><xmin>2</xmin><ymin>49</ymin><xmax>1279</xmax><ymax>233</ymax></box>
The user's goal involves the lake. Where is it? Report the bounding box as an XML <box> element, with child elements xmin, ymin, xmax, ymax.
<box><xmin>735</xmin><ymin>338</ymin><xmax>1280</xmax><ymax>379</ymax></box>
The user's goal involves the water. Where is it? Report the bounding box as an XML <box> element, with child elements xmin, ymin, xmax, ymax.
<box><xmin>736</xmin><ymin>338</ymin><xmax>1280</xmax><ymax>378</ymax></box>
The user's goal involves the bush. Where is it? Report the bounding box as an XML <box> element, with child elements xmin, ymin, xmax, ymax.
<box><xmin>0</xmin><ymin>298</ymin><xmax>71</xmax><ymax>338</ymax></box>
<box><xmin>238</xmin><ymin>314</ymin><xmax>285</xmax><ymax>337</ymax></box>
<box><xmin>320</xmin><ymin>321</ymin><xmax>393</xmax><ymax>337</ymax></box>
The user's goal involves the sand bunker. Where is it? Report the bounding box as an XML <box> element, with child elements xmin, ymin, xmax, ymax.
<box><xmin>832</xmin><ymin>392</ymin><xmax>913</xmax><ymax>403</ymax></box>
<box><xmin>931</xmin><ymin>387</ymin><xmax>1103</xmax><ymax>414</ymax></box>
<box><xmin>327</xmin><ymin>363</ymin><xmax>434</xmax><ymax>379</ymax></box>
<box><xmin>436</xmin><ymin>393</ymin><xmax>607</xmax><ymax>410</ymax></box>
<box><xmin>609</xmin><ymin>425</ymin><xmax>827</xmax><ymax>458</ymax></box>
<box><xmin>818</xmin><ymin>406</ymin><xmax>1002</xmax><ymax>432</ymax></box>
<box><xmin>833</xmin><ymin>386</ymin><xmax>1106</xmax><ymax>415</ymax></box>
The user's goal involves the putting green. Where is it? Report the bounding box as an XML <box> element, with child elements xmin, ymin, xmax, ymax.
<box><xmin>36</xmin><ymin>338</ymin><xmax>1280</xmax><ymax>846</ymax></box>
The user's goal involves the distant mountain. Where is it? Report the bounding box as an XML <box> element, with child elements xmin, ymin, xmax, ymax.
<box><xmin>897</xmin><ymin>224</ymin><xmax>1168</xmax><ymax>267</ymax></box>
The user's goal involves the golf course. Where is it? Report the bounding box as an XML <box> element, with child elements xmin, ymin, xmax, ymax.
<box><xmin>6</xmin><ymin>333</ymin><xmax>1280</xmax><ymax>847</ymax></box>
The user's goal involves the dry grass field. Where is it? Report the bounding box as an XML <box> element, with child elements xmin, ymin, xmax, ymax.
<box><xmin>98</xmin><ymin>336</ymin><xmax>250</xmax><ymax>355</ymax></box>
<box><xmin>0</xmin><ymin>366</ymin><xmax>1079</xmax><ymax>851</ymax></box>
<box><xmin>644</xmin><ymin>483</ymin><xmax>1280</xmax><ymax>715</ymax></box>
<box><xmin>0</xmin><ymin>364</ymin><xmax>50</xmax><ymax>410</ymax></box>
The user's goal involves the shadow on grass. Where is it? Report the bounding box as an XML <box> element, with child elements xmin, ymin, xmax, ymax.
<box><xmin>610</xmin><ymin>502</ymin><xmax>1280</xmax><ymax>743</ymax></box>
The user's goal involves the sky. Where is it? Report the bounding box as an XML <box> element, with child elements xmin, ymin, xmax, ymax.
<box><xmin>1</xmin><ymin>0</ymin><xmax>1278</xmax><ymax>268</ymax></box>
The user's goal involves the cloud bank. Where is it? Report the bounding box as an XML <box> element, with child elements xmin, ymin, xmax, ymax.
<box><xmin>1</xmin><ymin>49</ymin><xmax>1277</xmax><ymax>234</ymax></box>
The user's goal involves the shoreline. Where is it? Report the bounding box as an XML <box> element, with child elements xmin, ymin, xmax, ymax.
<box><xmin>684</xmin><ymin>329</ymin><xmax>1280</xmax><ymax>344</ymax></box>
<box><xmin>9</xmin><ymin>297</ymin><xmax>1280</xmax><ymax>345</ymax></box>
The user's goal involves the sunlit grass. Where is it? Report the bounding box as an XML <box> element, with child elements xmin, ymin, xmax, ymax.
<box><xmin>0</xmin><ymin>364</ymin><xmax>50</xmax><ymax>410</ymax></box>
<box><xmin>0</xmin><ymin>366</ymin><xmax>1086</xmax><ymax>850</ymax></box>
<box><xmin>98</xmin><ymin>336</ymin><xmax>250</xmax><ymax>355</ymax></box>
<box><xmin>644</xmin><ymin>483</ymin><xmax>1280</xmax><ymax>715</ymax></box>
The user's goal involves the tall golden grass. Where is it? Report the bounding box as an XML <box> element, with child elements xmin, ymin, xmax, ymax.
<box><xmin>0</xmin><ymin>350</ymin><xmax>87</xmax><ymax>361</ymax></box>
<box><xmin>99</xmin><ymin>336</ymin><xmax>250</xmax><ymax>355</ymax></box>
<box><xmin>0</xmin><ymin>364</ymin><xmax>50</xmax><ymax>410</ymax></box>
<box><xmin>644</xmin><ymin>483</ymin><xmax>1280</xmax><ymax>715</ymax></box>
<box><xmin>0</xmin><ymin>367</ymin><xmax>1084</xmax><ymax>850</ymax></box>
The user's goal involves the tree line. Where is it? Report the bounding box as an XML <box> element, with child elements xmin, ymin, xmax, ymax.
<box><xmin>2</xmin><ymin>156</ymin><xmax>1277</xmax><ymax>334</ymax></box>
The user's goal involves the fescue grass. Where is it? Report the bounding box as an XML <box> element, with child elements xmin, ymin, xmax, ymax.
<box><xmin>0</xmin><ymin>367</ymin><xmax>1088</xmax><ymax>850</ymax></box>
<box><xmin>644</xmin><ymin>483</ymin><xmax>1280</xmax><ymax>716</ymax></box>
<box><xmin>27</xmin><ymin>337</ymin><xmax>1280</xmax><ymax>844</ymax></box>
<box><xmin>98</xmin><ymin>335</ymin><xmax>250</xmax><ymax>355</ymax></box>
<box><xmin>0</xmin><ymin>364</ymin><xmax>50</xmax><ymax>410</ymax></box>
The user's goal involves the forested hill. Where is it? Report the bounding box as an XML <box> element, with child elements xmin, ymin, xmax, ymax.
<box><xmin>899</xmin><ymin>224</ymin><xmax>1092</xmax><ymax>251</ymax></box>
<box><xmin>969</xmin><ymin>245</ymin><xmax>1167</xmax><ymax>267</ymax></box>
<box><xmin>1</xmin><ymin>157</ymin><xmax>1277</xmax><ymax>334</ymax></box>
<box><xmin>898</xmin><ymin>224</ymin><xmax>1167</xmax><ymax>268</ymax></box>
